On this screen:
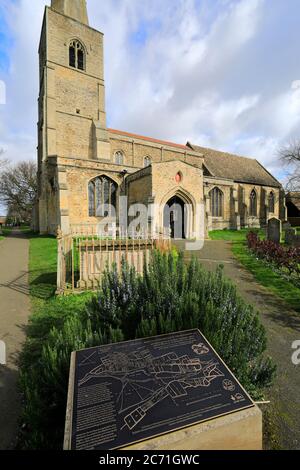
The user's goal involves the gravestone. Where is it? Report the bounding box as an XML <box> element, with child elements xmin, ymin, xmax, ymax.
<box><xmin>64</xmin><ymin>330</ymin><xmax>262</xmax><ymax>450</ymax></box>
<box><xmin>282</xmin><ymin>221</ymin><xmax>291</xmax><ymax>231</ymax></box>
<box><xmin>267</xmin><ymin>217</ymin><xmax>282</xmax><ymax>244</ymax></box>
<box><xmin>285</xmin><ymin>228</ymin><xmax>297</xmax><ymax>246</ymax></box>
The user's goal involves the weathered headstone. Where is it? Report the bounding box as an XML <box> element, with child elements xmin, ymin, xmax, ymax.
<box><xmin>267</xmin><ymin>217</ymin><xmax>282</xmax><ymax>244</ymax></box>
<box><xmin>64</xmin><ymin>330</ymin><xmax>262</xmax><ymax>451</ymax></box>
<box><xmin>285</xmin><ymin>228</ymin><xmax>297</xmax><ymax>246</ymax></box>
<box><xmin>282</xmin><ymin>221</ymin><xmax>292</xmax><ymax>231</ymax></box>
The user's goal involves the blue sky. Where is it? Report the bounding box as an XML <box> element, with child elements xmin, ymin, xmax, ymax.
<box><xmin>1</xmin><ymin>0</ymin><xmax>300</xmax><ymax>210</ymax></box>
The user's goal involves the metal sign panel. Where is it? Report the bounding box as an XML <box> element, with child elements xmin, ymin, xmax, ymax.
<box><xmin>65</xmin><ymin>329</ymin><xmax>254</xmax><ymax>450</ymax></box>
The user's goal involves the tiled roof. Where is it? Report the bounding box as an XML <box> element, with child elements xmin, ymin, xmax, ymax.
<box><xmin>108</xmin><ymin>128</ymin><xmax>189</xmax><ymax>151</ymax></box>
<box><xmin>107</xmin><ymin>128</ymin><xmax>281</xmax><ymax>188</ymax></box>
<box><xmin>188</xmin><ymin>143</ymin><xmax>281</xmax><ymax>188</ymax></box>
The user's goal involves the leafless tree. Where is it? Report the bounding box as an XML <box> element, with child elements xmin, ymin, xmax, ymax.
<box><xmin>0</xmin><ymin>148</ymin><xmax>8</xmax><ymax>170</ymax></box>
<box><xmin>0</xmin><ymin>160</ymin><xmax>37</xmax><ymax>223</ymax></box>
<box><xmin>279</xmin><ymin>139</ymin><xmax>300</xmax><ymax>191</ymax></box>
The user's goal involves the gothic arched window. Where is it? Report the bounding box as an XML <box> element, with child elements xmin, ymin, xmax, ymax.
<box><xmin>250</xmin><ymin>189</ymin><xmax>257</xmax><ymax>216</ymax></box>
<box><xmin>210</xmin><ymin>187</ymin><xmax>223</xmax><ymax>217</ymax></box>
<box><xmin>69</xmin><ymin>40</ymin><xmax>85</xmax><ymax>71</ymax></box>
<box><xmin>144</xmin><ymin>156</ymin><xmax>151</xmax><ymax>168</ymax></box>
<box><xmin>268</xmin><ymin>191</ymin><xmax>275</xmax><ymax>213</ymax></box>
<box><xmin>115</xmin><ymin>151</ymin><xmax>124</xmax><ymax>165</ymax></box>
<box><xmin>88</xmin><ymin>176</ymin><xmax>118</xmax><ymax>217</ymax></box>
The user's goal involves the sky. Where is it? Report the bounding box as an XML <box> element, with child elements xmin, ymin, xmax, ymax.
<box><xmin>0</xmin><ymin>0</ymin><xmax>300</xmax><ymax>202</ymax></box>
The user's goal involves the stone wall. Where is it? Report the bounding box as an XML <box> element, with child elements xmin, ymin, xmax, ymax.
<box><xmin>151</xmin><ymin>161</ymin><xmax>204</xmax><ymax>238</ymax></box>
<box><xmin>126</xmin><ymin>170</ymin><xmax>153</xmax><ymax>208</ymax></box>
<box><xmin>204</xmin><ymin>177</ymin><xmax>281</xmax><ymax>231</ymax></box>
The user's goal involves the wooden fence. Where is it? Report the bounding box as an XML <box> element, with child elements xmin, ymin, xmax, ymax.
<box><xmin>57</xmin><ymin>233</ymin><xmax>171</xmax><ymax>293</ymax></box>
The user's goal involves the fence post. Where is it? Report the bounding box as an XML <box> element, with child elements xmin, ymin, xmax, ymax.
<box><xmin>71</xmin><ymin>236</ymin><xmax>75</xmax><ymax>291</ymax></box>
<box><xmin>56</xmin><ymin>227</ymin><xmax>64</xmax><ymax>294</ymax></box>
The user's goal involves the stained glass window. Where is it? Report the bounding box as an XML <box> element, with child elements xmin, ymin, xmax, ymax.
<box><xmin>250</xmin><ymin>190</ymin><xmax>257</xmax><ymax>216</ymax></box>
<box><xmin>88</xmin><ymin>176</ymin><xmax>117</xmax><ymax>217</ymax></box>
<box><xmin>210</xmin><ymin>187</ymin><xmax>223</xmax><ymax>217</ymax></box>
<box><xmin>268</xmin><ymin>192</ymin><xmax>275</xmax><ymax>213</ymax></box>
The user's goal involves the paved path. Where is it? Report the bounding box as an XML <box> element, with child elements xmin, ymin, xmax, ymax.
<box><xmin>0</xmin><ymin>230</ymin><xmax>30</xmax><ymax>449</ymax></box>
<box><xmin>178</xmin><ymin>240</ymin><xmax>300</xmax><ymax>450</ymax></box>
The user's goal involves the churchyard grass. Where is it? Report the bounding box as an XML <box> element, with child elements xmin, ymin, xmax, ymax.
<box><xmin>26</xmin><ymin>232</ymin><xmax>93</xmax><ymax>331</ymax></box>
<box><xmin>18</xmin><ymin>233</ymin><xmax>93</xmax><ymax>448</ymax></box>
<box><xmin>0</xmin><ymin>227</ymin><xmax>12</xmax><ymax>240</ymax></box>
<box><xmin>209</xmin><ymin>229</ymin><xmax>300</xmax><ymax>313</ymax></box>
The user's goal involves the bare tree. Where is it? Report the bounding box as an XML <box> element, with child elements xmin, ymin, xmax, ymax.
<box><xmin>279</xmin><ymin>140</ymin><xmax>300</xmax><ymax>191</ymax></box>
<box><xmin>0</xmin><ymin>148</ymin><xmax>8</xmax><ymax>170</ymax></box>
<box><xmin>0</xmin><ymin>161</ymin><xmax>37</xmax><ymax>223</ymax></box>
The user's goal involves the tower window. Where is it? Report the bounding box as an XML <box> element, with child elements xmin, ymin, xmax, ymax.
<box><xmin>209</xmin><ymin>187</ymin><xmax>223</xmax><ymax>217</ymax></box>
<box><xmin>250</xmin><ymin>189</ymin><xmax>257</xmax><ymax>216</ymax></box>
<box><xmin>69</xmin><ymin>40</ymin><xmax>85</xmax><ymax>71</ymax></box>
<box><xmin>69</xmin><ymin>44</ymin><xmax>76</xmax><ymax>68</ymax></box>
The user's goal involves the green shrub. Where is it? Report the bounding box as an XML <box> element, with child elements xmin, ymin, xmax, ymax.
<box><xmin>19</xmin><ymin>250</ymin><xmax>275</xmax><ymax>449</ymax></box>
<box><xmin>86</xmin><ymin>252</ymin><xmax>275</xmax><ymax>394</ymax></box>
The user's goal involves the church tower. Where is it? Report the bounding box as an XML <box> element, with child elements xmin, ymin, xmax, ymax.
<box><xmin>51</xmin><ymin>0</ymin><xmax>89</xmax><ymax>25</ymax></box>
<box><xmin>37</xmin><ymin>0</ymin><xmax>110</xmax><ymax>234</ymax></box>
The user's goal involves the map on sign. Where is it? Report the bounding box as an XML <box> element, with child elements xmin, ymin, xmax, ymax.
<box><xmin>66</xmin><ymin>330</ymin><xmax>254</xmax><ymax>450</ymax></box>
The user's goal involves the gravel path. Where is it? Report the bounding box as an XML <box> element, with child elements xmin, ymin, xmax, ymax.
<box><xmin>179</xmin><ymin>240</ymin><xmax>300</xmax><ymax>450</ymax></box>
<box><xmin>0</xmin><ymin>230</ymin><xmax>30</xmax><ymax>449</ymax></box>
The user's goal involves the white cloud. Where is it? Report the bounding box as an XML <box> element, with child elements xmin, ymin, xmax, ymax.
<box><xmin>0</xmin><ymin>80</ymin><xmax>6</xmax><ymax>105</ymax></box>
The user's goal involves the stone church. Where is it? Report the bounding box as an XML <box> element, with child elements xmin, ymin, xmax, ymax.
<box><xmin>35</xmin><ymin>0</ymin><xmax>285</xmax><ymax>239</ymax></box>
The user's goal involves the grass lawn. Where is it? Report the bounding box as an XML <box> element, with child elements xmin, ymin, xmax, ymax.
<box><xmin>0</xmin><ymin>231</ymin><xmax>7</xmax><ymax>241</ymax></box>
<box><xmin>209</xmin><ymin>229</ymin><xmax>300</xmax><ymax>313</ymax></box>
<box><xmin>0</xmin><ymin>227</ymin><xmax>12</xmax><ymax>240</ymax></box>
<box><xmin>18</xmin><ymin>232</ymin><xmax>94</xmax><ymax>448</ymax></box>
<box><xmin>0</xmin><ymin>226</ymin><xmax>30</xmax><ymax>240</ymax></box>
<box><xmin>210</xmin><ymin>228</ymin><xmax>266</xmax><ymax>242</ymax></box>
<box><xmin>27</xmin><ymin>232</ymin><xmax>93</xmax><ymax>330</ymax></box>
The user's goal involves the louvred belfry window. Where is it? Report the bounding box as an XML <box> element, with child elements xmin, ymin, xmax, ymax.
<box><xmin>69</xmin><ymin>40</ymin><xmax>85</xmax><ymax>71</ymax></box>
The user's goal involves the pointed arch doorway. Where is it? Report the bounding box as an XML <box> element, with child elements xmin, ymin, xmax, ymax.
<box><xmin>163</xmin><ymin>196</ymin><xmax>187</xmax><ymax>239</ymax></box>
